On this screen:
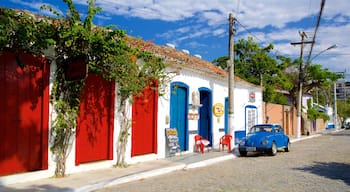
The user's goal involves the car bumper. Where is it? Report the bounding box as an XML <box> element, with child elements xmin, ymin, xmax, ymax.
<box><xmin>238</xmin><ymin>145</ymin><xmax>270</xmax><ymax>152</ymax></box>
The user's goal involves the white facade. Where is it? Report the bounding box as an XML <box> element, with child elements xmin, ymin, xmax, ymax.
<box><xmin>0</xmin><ymin>46</ymin><xmax>263</xmax><ymax>186</ymax></box>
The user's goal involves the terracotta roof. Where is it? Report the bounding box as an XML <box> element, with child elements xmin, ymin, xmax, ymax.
<box><xmin>127</xmin><ymin>37</ymin><xmax>226</xmax><ymax>78</ymax></box>
<box><xmin>127</xmin><ymin>37</ymin><xmax>260</xmax><ymax>88</ymax></box>
<box><xmin>3</xmin><ymin>8</ymin><xmax>259</xmax><ymax>88</ymax></box>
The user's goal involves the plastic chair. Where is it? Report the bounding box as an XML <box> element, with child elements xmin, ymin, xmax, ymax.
<box><xmin>194</xmin><ymin>135</ymin><xmax>210</xmax><ymax>154</ymax></box>
<box><xmin>219</xmin><ymin>134</ymin><xmax>232</xmax><ymax>153</ymax></box>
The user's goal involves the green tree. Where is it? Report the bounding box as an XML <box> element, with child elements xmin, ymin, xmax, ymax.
<box><xmin>212</xmin><ymin>55</ymin><xmax>228</xmax><ymax>70</ymax></box>
<box><xmin>285</xmin><ymin>60</ymin><xmax>343</xmax><ymax>108</ymax></box>
<box><xmin>1</xmin><ymin>0</ymin><xmax>167</xmax><ymax>177</ymax></box>
<box><xmin>212</xmin><ymin>37</ymin><xmax>343</xmax><ymax>107</ymax></box>
<box><xmin>212</xmin><ymin>37</ymin><xmax>291</xmax><ymax>104</ymax></box>
<box><xmin>337</xmin><ymin>99</ymin><xmax>350</xmax><ymax>127</ymax></box>
<box><xmin>307</xmin><ymin>98</ymin><xmax>329</xmax><ymax>121</ymax></box>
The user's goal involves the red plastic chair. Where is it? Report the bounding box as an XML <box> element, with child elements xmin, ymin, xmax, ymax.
<box><xmin>219</xmin><ymin>134</ymin><xmax>232</xmax><ymax>153</ymax></box>
<box><xmin>194</xmin><ymin>135</ymin><xmax>210</xmax><ymax>154</ymax></box>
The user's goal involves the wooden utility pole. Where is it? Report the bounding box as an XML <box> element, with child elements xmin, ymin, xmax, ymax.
<box><xmin>228</xmin><ymin>13</ymin><xmax>236</xmax><ymax>144</ymax></box>
<box><xmin>290</xmin><ymin>31</ymin><xmax>314</xmax><ymax>138</ymax></box>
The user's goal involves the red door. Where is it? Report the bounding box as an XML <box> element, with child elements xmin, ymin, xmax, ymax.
<box><xmin>0</xmin><ymin>52</ymin><xmax>49</xmax><ymax>176</ymax></box>
<box><xmin>76</xmin><ymin>73</ymin><xmax>114</xmax><ymax>164</ymax></box>
<box><xmin>131</xmin><ymin>84</ymin><xmax>158</xmax><ymax>156</ymax></box>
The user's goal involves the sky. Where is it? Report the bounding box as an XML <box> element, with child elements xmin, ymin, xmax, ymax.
<box><xmin>2</xmin><ymin>0</ymin><xmax>350</xmax><ymax>80</ymax></box>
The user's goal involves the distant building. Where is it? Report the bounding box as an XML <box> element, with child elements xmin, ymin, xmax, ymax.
<box><xmin>336</xmin><ymin>81</ymin><xmax>350</xmax><ymax>101</ymax></box>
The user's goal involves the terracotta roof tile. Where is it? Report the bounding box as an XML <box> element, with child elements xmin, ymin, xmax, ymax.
<box><xmin>127</xmin><ymin>37</ymin><xmax>260</xmax><ymax>88</ymax></box>
<box><xmin>3</xmin><ymin>8</ymin><xmax>259</xmax><ymax>88</ymax></box>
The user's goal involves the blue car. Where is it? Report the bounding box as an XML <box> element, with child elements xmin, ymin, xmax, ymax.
<box><xmin>238</xmin><ymin>124</ymin><xmax>290</xmax><ymax>156</ymax></box>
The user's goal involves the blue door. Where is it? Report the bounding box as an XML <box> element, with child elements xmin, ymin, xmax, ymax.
<box><xmin>198</xmin><ymin>88</ymin><xmax>212</xmax><ymax>145</ymax></box>
<box><xmin>170</xmin><ymin>82</ymin><xmax>189</xmax><ymax>151</ymax></box>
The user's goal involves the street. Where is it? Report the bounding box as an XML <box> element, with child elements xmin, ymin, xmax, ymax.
<box><xmin>96</xmin><ymin>130</ymin><xmax>350</xmax><ymax>192</ymax></box>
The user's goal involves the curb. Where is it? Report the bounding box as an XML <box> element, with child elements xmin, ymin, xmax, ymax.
<box><xmin>74</xmin><ymin>154</ymin><xmax>236</xmax><ymax>192</ymax></box>
<box><xmin>74</xmin><ymin>164</ymin><xmax>186</xmax><ymax>192</ymax></box>
<box><xmin>290</xmin><ymin>134</ymin><xmax>321</xmax><ymax>143</ymax></box>
<box><xmin>74</xmin><ymin>130</ymin><xmax>342</xmax><ymax>192</ymax></box>
<box><xmin>184</xmin><ymin>154</ymin><xmax>237</xmax><ymax>170</ymax></box>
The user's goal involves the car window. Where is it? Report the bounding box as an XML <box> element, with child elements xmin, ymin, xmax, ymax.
<box><xmin>274</xmin><ymin>125</ymin><xmax>284</xmax><ymax>134</ymax></box>
<box><xmin>249</xmin><ymin>125</ymin><xmax>272</xmax><ymax>134</ymax></box>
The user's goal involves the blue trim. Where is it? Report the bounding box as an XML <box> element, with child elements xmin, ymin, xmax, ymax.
<box><xmin>244</xmin><ymin>105</ymin><xmax>258</xmax><ymax>133</ymax></box>
<box><xmin>170</xmin><ymin>82</ymin><xmax>189</xmax><ymax>151</ymax></box>
<box><xmin>198</xmin><ymin>87</ymin><xmax>213</xmax><ymax>146</ymax></box>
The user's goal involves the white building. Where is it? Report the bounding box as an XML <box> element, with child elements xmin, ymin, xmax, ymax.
<box><xmin>0</xmin><ymin>40</ymin><xmax>263</xmax><ymax>185</ymax></box>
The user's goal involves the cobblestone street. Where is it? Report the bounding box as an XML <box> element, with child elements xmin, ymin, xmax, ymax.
<box><xmin>97</xmin><ymin>130</ymin><xmax>350</xmax><ymax>192</ymax></box>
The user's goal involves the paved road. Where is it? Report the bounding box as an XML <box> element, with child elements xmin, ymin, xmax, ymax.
<box><xmin>96</xmin><ymin>130</ymin><xmax>350</xmax><ymax>192</ymax></box>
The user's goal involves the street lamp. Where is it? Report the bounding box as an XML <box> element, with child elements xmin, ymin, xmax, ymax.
<box><xmin>310</xmin><ymin>44</ymin><xmax>338</xmax><ymax>130</ymax></box>
<box><xmin>291</xmin><ymin>41</ymin><xmax>337</xmax><ymax>138</ymax></box>
<box><xmin>310</xmin><ymin>44</ymin><xmax>337</xmax><ymax>62</ymax></box>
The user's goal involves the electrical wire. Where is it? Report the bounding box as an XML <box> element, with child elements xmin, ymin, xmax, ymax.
<box><xmin>236</xmin><ymin>0</ymin><xmax>240</xmax><ymax>18</ymax></box>
<box><xmin>236</xmin><ymin>20</ymin><xmax>264</xmax><ymax>43</ymax></box>
<box><xmin>305</xmin><ymin>0</ymin><xmax>326</xmax><ymax>65</ymax></box>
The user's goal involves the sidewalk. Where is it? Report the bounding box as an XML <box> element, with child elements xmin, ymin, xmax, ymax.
<box><xmin>0</xmin><ymin>130</ymin><xmax>336</xmax><ymax>192</ymax></box>
<box><xmin>0</xmin><ymin>150</ymin><xmax>236</xmax><ymax>192</ymax></box>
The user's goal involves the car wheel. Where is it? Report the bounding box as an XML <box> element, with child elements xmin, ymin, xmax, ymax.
<box><xmin>239</xmin><ymin>151</ymin><xmax>247</xmax><ymax>157</ymax></box>
<box><xmin>285</xmin><ymin>141</ymin><xmax>290</xmax><ymax>152</ymax></box>
<box><xmin>270</xmin><ymin>142</ymin><xmax>277</xmax><ymax>156</ymax></box>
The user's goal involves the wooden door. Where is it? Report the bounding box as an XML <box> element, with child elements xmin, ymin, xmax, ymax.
<box><xmin>131</xmin><ymin>84</ymin><xmax>158</xmax><ymax>156</ymax></box>
<box><xmin>76</xmin><ymin>73</ymin><xmax>114</xmax><ymax>164</ymax></box>
<box><xmin>170</xmin><ymin>82</ymin><xmax>189</xmax><ymax>151</ymax></box>
<box><xmin>0</xmin><ymin>52</ymin><xmax>49</xmax><ymax>176</ymax></box>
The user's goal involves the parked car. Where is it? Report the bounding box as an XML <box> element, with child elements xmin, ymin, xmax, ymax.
<box><xmin>238</xmin><ymin>124</ymin><xmax>290</xmax><ymax>156</ymax></box>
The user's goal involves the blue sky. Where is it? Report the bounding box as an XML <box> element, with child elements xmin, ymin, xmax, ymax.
<box><xmin>2</xmin><ymin>0</ymin><xmax>350</xmax><ymax>80</ymax></box>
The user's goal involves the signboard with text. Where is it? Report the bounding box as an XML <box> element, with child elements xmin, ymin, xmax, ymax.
<box><xmin>165</xmin><ymin>128</ymin><xmax>180</xmax><ymax>156</ymax></box>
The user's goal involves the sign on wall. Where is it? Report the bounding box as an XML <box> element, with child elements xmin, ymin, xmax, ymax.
<box><xmin>213</xmin><ymin>103</ymin><xmax>224</xmax><ymax>123</ymax></box>
<box><xmin>165</xmin><ymin>128</ymin><xmax>180</xmax><ymax>156</ymax></box>
<box><xmin>249</xmin><ymin>92</ymin><xmax>255</xmax><ymax>102</ymax></box>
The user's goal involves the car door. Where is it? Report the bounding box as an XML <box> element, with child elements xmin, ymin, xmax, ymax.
<box><xmin>274</xmin><ymin>125</ymin><xmax>284</xmax><ymax>148</ymax></box>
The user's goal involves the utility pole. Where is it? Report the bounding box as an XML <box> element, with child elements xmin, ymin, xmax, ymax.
<box><xmin>228</xmin><ymin>13</ymin><xmax>236</xmax><ymax>145</ymax></box>
<box><xmin>334</xmin><ymin>82</ymin><xmax>337</xmax><ymax>129</ymax></box>
<box><xmin>290</xmin><ymin>31</ymin><xmax>314</xmax><ymax>138</ymax></box>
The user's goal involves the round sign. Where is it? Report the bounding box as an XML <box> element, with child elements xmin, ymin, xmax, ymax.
<box><xmin>212</xmin><ymin>103</ymin><xmax>224</xmax><ymax>117</ymax></box>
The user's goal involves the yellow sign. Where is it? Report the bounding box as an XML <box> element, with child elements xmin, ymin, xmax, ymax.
<box><xmin>213</xmin><ymin>103</ymin><xmax>224</xmax><ymax>117</ymax></box>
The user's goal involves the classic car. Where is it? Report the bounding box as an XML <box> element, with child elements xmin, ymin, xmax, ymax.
<box><xmin>238</xmin><ymin>124</ymin><xmax>290</xmax><ymax>156</ymax></box>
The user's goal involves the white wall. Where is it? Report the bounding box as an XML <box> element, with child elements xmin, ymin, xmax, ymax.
<box><xmin>151</xmin><ymin>68</ymin><xmax>263</xmax><ymax>161</ymax></box>
<box><xmin>0</xmin><ymin>62</ymin><xmax>263</xmax><ymax>186</ymax></box>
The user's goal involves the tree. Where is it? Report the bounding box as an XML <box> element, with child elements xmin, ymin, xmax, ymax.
<box><xmin>212</xmin><ymin>37</ymin><xmax>343</xmax><ymax>107</ymax></box>
<box><xmin>307</xmin><ymin>98</ymin><xmax>329</xmax><ymax>121</ymax></box>
<box><xmin>42</xmin><ymin>0</ymin><xmax>167</xmax><ymax>172</ymax></box>
<box><xmin>1</xmin><ymin>0</ymin><xmax>167</xmax><ymax>177</ymax></box>
<box><xmin>212</xmin><ymin>37</ymin><xmax>291</xmax><ymax>104</ymax></box>
<box><xmin>337</xmin><ymin>99</ymin><xmax>350</xmax><ymax>127</ymax></box>
<box><xmin>285</xmin><ymin>60</ymin><xmax>343</xmax><ymax>109</ymax></box>
<box><xmin>212</xmin><ymin>55</ymin><xmax>228</xmax><ymax>70</ymax></box>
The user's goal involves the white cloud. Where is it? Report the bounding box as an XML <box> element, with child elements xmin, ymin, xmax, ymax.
<box><xmin>10</xmin><ymin>0</ymin><xmax>63</xmax><ymax>17</ymax></box>
<box><xmin>213</xmin><ymin>28</ymin><xmax>225</xmax><ymax>36</ymax></box>
<box><xmin>8</xmin><ymin>0</ymin><xmax>350</xmax><ymax>78</ymax></box>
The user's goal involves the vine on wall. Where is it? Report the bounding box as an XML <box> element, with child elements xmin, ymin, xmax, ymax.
<box><xmin>0</xmin><ymin>0</ymin><xmax>167</xmax><ymax>177</ymax></box>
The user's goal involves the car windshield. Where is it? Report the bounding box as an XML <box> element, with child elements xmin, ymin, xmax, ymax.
<box><xmin>248</xmin><ymin>125</ymin><xmax>273</xmax><ymax>134</ymax></box>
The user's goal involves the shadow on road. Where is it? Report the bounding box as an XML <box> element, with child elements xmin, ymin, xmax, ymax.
<box><xmin>294</xmin><ymin>162</ymin><xmax>350</xmax><ymax>186</ymax></box>
<box><xmin>0</xmin><ymin>184</ymin><xmax>72</xmax><ymax>192</ymax></box>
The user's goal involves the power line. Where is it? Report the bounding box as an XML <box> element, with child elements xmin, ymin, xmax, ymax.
<box><xmin>236</xmin><ymin>0</ymin><xmax>241</xmax><ymax>18</ymax></box>
<box><xmin>234</xmin><ymin>0</ymin><xmax>332</xmax><ymax>62</ymax></box>
<box><xmin>305</xmin><ymin>0</ymin><xmax>326</xmax><ymax>65</ymax></box>
<box><xmin>235</xmin><ymin>19</ymin><xmax>290</xmax><ymax>59</ymax></box>
<box><xmin>235</xmin><ymin>20</ymin><xmax>264</xmax><ymax>43</ymax></box>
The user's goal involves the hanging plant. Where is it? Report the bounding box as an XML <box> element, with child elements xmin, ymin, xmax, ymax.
<box><xmin>1</xmin><ymin>0</ymin><xmax>168</xmax><ymax>176</ymax></box>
